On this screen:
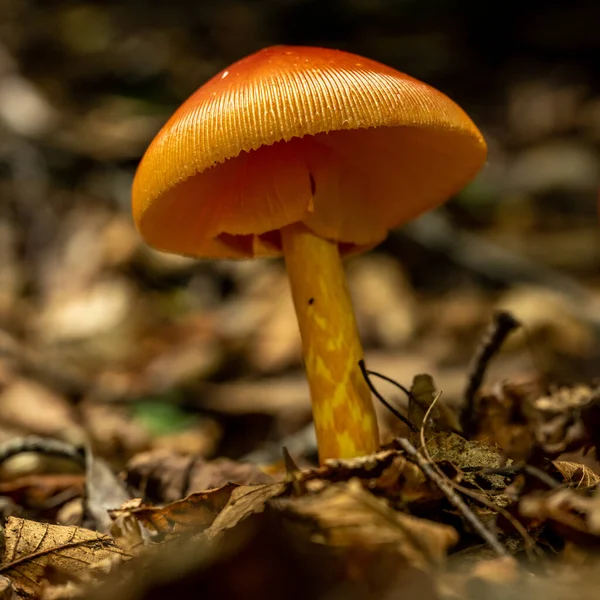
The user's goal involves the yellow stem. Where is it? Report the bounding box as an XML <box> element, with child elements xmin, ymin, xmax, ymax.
<box><xmin>280</xmin><ymin>222</ymin><xmax>379</xmax><ymax>462</ymax></box>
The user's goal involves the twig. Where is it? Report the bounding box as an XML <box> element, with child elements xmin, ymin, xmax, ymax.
<box><xmin>360</xmin><ymin>367</ymin><xmax>412</xmax><ymax>398</ymax></box>
<box><xmin>461</xmin><ymin>311</ymin><xmax>521</xmax><ymax>435</ymax></box>
<box><xmin>419</xmin><ymin>390</ymin><xmax>443</xmax><ymax>451</ymax></box>
<box><xmin>358</xmin><ymin>360</ymin><xmax>417</xmax><ymax>432</ymax></box>
<box><xmin>397</xmin><ymin>437</ymin><xmax>509</xmax><ymax>557</ymax></box>
<box><xmin>477</xmin><ymin>464</ymin><xmax>561</xmax><ymax>490</ymax></box>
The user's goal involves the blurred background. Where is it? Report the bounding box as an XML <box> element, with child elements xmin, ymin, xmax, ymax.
<box><xmin>0</xmin><ymin>0</ymin><xmax>599</xmax><ymax>464</ymax></box>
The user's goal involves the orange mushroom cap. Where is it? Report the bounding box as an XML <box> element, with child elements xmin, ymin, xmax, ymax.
<box><xmin>132</xmin><ymin>45</ymin><xmax>487</xmax><ymax>259</ymax></box>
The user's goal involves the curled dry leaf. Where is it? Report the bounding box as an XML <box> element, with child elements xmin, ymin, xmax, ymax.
<box><xmin>304</xmin><ymin>450</ymin><xmax>400</xmax><ymax>484</ymax></box>
<box><xmin>110</xmin><ymin>483</ymin><xmax>238</xmax><ymax>536</ymax></box>
<box><xmin>108</xmin><ymin>498</ymin><xmax>150</xmax><ymax>555</ymax></box>
<box><xmin>285</xmin><ymin>448</ymin><xmax>443</xmax><ymax>511</ymax></box>
<box><xmin>277</xmin><ymin>479</ymin><xmax>458</xmax><ymax>570</ymax></box>
<box><xmin>0</xmin><ymin>517</ymin><xmax>130</xmax><ymax>597</ymax></box>
<box><xmin>300</xmin><ymin>449</ymin><xmax>435</xmax><ymax>506</ymax></box>
<box><xmin>475</xmin><ymin>381</ymin><xmax>540</xmax><ymax>462</ymax></box>
<box><xmin>550</xmin><ymin>461</ymin><xmax>600</xmax><ymax>489</ymax></box>
<box><xmin>204</xmin><ymin>482</ymin><xmax>290</xmax><ymax>541</ymax></box>
<box><xmin>533</xmin><ymin>385</ymin><xmax>600</xmax><ymax>455</ymax></box>
<box><xmin>477</xmin><ymin>382</ymin><xmax>600</xmax><ymax>463</ymax></box>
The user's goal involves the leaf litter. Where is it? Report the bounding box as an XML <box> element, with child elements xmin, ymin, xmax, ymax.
<box><xmin>3</xmin><ymin>311</ymin><xmax>600</xmax><ymax>599</ymax></box>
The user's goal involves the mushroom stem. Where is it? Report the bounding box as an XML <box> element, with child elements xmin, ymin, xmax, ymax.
<box><xmin>280</xmin><ymin>222</ymin><xmax>379</xmax><ymax>462</ymax></box>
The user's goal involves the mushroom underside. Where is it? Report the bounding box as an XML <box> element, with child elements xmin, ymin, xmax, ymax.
<box><xmin>138</xmin><ymin>125</ymin><xmax>484</xmax><ymax>259</ymax></box>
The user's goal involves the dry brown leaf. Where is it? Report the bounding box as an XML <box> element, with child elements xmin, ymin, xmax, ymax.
<box><xmin>303</xmin><ymin>450</ymin><xmax>400</xmax><ymax>485</ymax></box>
<box><xmin>408</xmin><ymin>374</ymin><xmax>461</xmax><ymax>432</ymax></box>
<box><xmin>551</xmin><ymin>461</ymin><xmax>600</xmax><ymax>488</ymax></box>
<box><xmin>0</xmin><ymin>474</ymin><xmax>84</xmax><ymax>508</ymax></box>
<box><xmin>475</xmin><ymin>381</ymin><xmax>540</xmax><ymax>462</ymax></box>
<box><xmin>125</xmin><ymin>451</ymin><xmax>273</xmax><ymax>503</ymax></box>
<box><xmin>278</xmin><ymin>479</ymin><xmax>458</xmax><ymax>569</ymax></box>
<box><xmin>424</xmin><ymin>433</ymin><xmax>504</xmax><ymax>472</ymax></box>
<box><xmin>107</xmin><ymin>499</ymin><xmax>147</xmax><ymax>555</ymax></box>
<box><xmin>0</xmin><ymin>517</ymin><xmax>129</xmax><ymax>597</ymax></box>
<box><xmin>408</xmin><ymin>373</ymin><xmax>436</xmax><ymax>430</ymax></box>
<box><xmin>533</xmin><ymin>386</ymin><xmax>600</xmax><ymax>456</ymax></box>
<box><xmin>110</xmin><ymin>483</ymin><xmax>238</xmax><ymax>536</ymax></box>
<box><xmin>204</xmin><ymin>482</ymin><xmax>289</xmax><ymax>540</ymax></box>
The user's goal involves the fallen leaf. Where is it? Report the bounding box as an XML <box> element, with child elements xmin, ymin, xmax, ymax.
<box><xmin>551</xmin><ymin>461</ymin><xmax>600</xmax><ymax>489</ymax></box>
<box><xmin>533</xmin><ymin>386</ymin><xmax>600</xmax><ymax>455</ymax></box>
<box><xmin>204</xmin><ymin>482</ymin><xmax>290</xmax><ymax>540</ymax></box>
<box><xmin>111</xmin><ymin>484</ymin><xmax>238</xmax><ymax>536</ymax></box>
<box><xmin>475</xmin><ymin>381</ymin><xmax>540</xmax><ymax>462</ymax></box>
<box><xmin>408</xmin><ymin>373</ymin><xmax>461</xmax><ymax>433</ymax></box>
<box><xmin>303</xmin><ymin>450</ymin><xmax>400</xmax><ymax>485</ymax></box>
<box><xmin>0</xmin><ymin>517</ymin><xmax>129</xmax><ymax>597</ymax></box>
<box><xmin>0</xmin><ymin>474</ymin><xmax>84</xmax><ymax>510</ymax></box>
<box><xmin>277</xmin><ymin>479</ymin><xmax>458</xmax><ymax>569</ymax></box>
<box><xmin>125</xmin><ymin>450</ymin><xmax>274</xmax><ymax>503</ymax></box>
<box><xmin>424</xmin><ymin>433</ymin><xmax>504</xmax><ymax>473</ymax></box>
<box><xmin>408</xmin><ymin>373</ymin><xmax>436</xmax><ymax>430</ymax></box>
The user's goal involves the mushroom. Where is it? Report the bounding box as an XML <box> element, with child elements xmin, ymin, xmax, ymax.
<box><xmin>132</xmin><ymin>45</ymin><xmax>487</xmax><ymax>462</ymax></box>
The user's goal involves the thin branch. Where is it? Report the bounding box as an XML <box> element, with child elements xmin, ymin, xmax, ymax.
<box><xmin>358</xmin><ymin>360</ymin><xmax>417</xmax><ymax>432</ymax></box>
<box><xmin>476</xmin><ymin>464</ymin><xmax>561</xmax><ymax>490</ymax></box>
<box><xmin>361</xmin><ymin>368</ymin><xmax>412</xmax><ymax>397</ymax></box>
<box><xmin>461</xmin><ymin>311</ymin><xmax>521</xmax><ymax>435</ymax></box>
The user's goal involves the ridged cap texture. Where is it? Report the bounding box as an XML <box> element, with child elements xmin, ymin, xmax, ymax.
<box><xmin>133</xmin><ymin>45</ymin><xmax>487</xmax><ymax>258</ymax></box>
